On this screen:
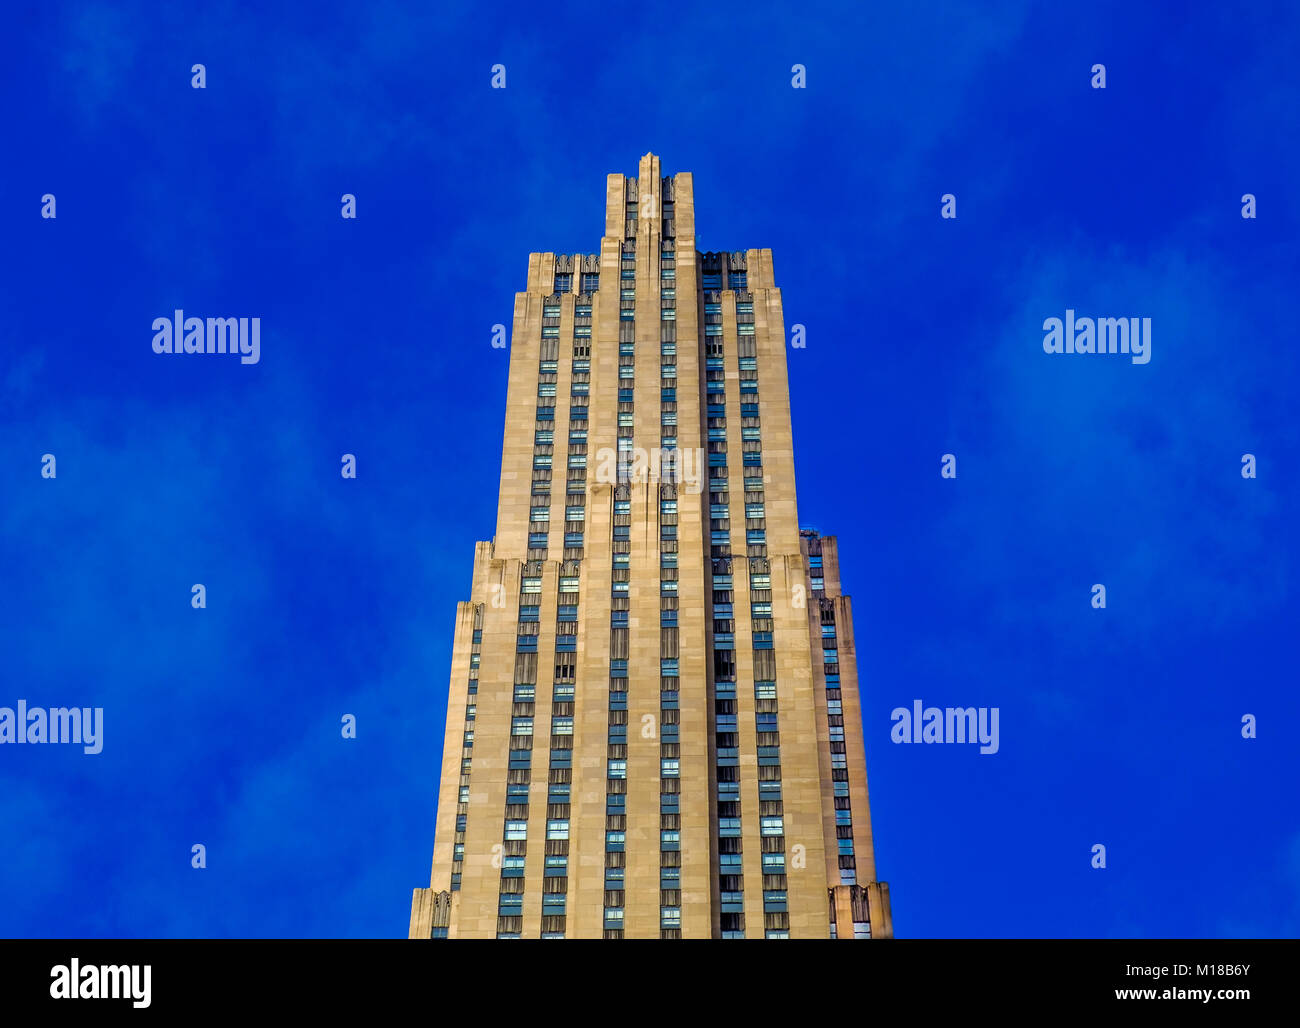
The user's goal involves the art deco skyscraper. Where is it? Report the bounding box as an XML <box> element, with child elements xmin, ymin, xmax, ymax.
<box><xmin>410</xmin><ymin>154</ymin><xmax>893</xmax><ymax>940</ymax></box>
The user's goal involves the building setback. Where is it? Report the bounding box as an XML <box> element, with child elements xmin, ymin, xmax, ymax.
<box><xmin>409</xmin><ymin>154</ymin><xmax>893</xmax><ymax>939</ymax></box>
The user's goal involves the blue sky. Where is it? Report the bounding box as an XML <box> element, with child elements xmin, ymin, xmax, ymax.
<box><xmin>1</xmin><ymin>1</ymin><xmax>1296</xmax><ymax>938</ymax></box>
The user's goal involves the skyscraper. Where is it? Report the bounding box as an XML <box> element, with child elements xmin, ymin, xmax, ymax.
<box><xmin>409</xmin><ymin>154</ymin><xmax>892</xmax><ymax>940</ymax></box>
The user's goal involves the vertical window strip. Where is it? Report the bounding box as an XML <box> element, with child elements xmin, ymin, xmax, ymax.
<box><xmin>658</xmin><ymin>237</ymin><xmax>682</xmax><ymax>937</ymax></box>
<box><xmin>452</xmin><ymin>606</ymin><xmax>485</xmax><ymax>895</ymax></box>
<box><xmin>708</xmin><ymin>325</ymin><xmax>743</xmax><ymax>935</ymax></box>
<box><xmin>497</xmin><ymin>570</ymin><xmax>539</xmax><ymax>938</ymax></box>
<box><xmin>820</xmin><ymin>602</ymin><xmax>855</xmax><ymax>886</ymax></box>
<box><xmin>605</xmin><ymin>236</ymin><xmax>634</xmax><ymax>936</ymax></box>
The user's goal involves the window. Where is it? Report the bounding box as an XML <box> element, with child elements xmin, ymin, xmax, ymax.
<box><xmin>553</xmin><ymin>272</ymin><xmax>572</xmax><ymax>292</ymax></box>
<box><xmin>547</xmin><ymin>819</ymin><xmax>570</xmax><ymax>841</ymax></box>
<box><xmin>511</xmin><ymin>717</ymin><xmax>533</xmax><ymax>736</ymax></box>
<box><xmin>521</xmin><ymin>577</ymin><xmax>542</xmax><ymax>594</ymax></box>
<box><xmin>581</xmin><ymin>272</ymin><xmax>599</xmax><ymax>293</ymax></box>
<box><xmin>504</xmin><ymin>820</ymin><xmax>528</xmax><ymax>841</ymax></box>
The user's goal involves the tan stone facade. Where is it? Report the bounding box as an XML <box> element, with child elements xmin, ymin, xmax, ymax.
<box><xmin>410</xmin><ymin>155</ymin><xmax>892</xmax><ymax>940</ymax></box>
